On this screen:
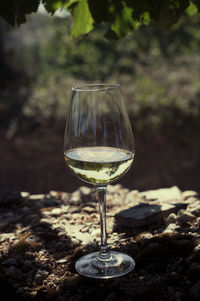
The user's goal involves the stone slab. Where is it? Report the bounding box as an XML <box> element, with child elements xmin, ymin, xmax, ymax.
<box><xmin>115</xmin><ymin>201</ymin><xmax>187</xmax><ymax>228</ymax></box>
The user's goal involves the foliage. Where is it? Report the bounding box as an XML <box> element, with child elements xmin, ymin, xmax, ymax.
<box><xmin>1</xmin><ymin>11</ymin><xmax>200</xmax><ymax>136</ymax></box>
<box><xmin>0</xmin><ymin>0</ymin><xmax>200</xmax><ymax>38</ymax></box>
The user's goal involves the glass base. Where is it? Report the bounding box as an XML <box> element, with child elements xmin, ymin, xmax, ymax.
<box><xmin>75</xmin><ymin>251</ymin><xmax>135</xmax><ymax>279</ymax></box>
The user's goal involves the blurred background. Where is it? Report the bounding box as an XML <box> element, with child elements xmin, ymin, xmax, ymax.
<box><xmin>0</xmin><ymin>6</ymin><xmax>200</xmax><ymax>194</ymax></box>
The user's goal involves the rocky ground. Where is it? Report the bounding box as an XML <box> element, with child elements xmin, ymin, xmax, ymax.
<box><xmin>0</xmin><ymin>185</ymin><xmax>199</xmax><ymax>301</ymax></box>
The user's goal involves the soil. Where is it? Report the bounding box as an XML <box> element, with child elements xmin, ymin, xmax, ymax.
<box><xmin>0</xmin><ymin>185</ymin><xmax>199</xmax><ymax>301</ymax></box>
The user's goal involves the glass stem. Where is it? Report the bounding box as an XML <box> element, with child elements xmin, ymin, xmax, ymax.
<box><xmin>97</xmin><ymin>185</ymin><xmax>111</xmax><ymax>260</ymax></box>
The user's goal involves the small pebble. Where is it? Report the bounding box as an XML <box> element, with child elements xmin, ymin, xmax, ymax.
<box><xmin>69</xmin><ymin>191</ymin><xmax>81</xmax><ymax>205</ymax></box>
<box><xmin>82</xmin><ymin>206</ymin><xmax>96</xmax><ymax>214</ymax></box>
<box><xmin>20</xmin><ymin>191</ymin><xmax>30</xmax><ymax>198</ymax></box>
<box><xmin>182</xmin><ymin>191</ymin><xmax>198</xmax><ymax>200</ymax></box>
<box><xmin>177</xmin><ymin>210</ymin><xmax>196</xmax><ymax>223</ymax></box>
<box><xmin>56</xmin><ymin>258</ymin><xmax>68</xmax><ymax>264</ymax></box>
<box><xmin>34</xmin><ymin>269</ymin><xmax>49</xmax><ymax>285</ymax></box>
<box><xmin>166</xmin><ymin>213</ymin><xmax>177</xmax><ymax>224</ymax></box>
<box><xmin>25</xmin><ymin>235</ymin><xmax>40</xmax><ymax>243</ymax></box>
<box><xmin>51</xmin><ymin>208</ymin><xmax>62</xmax><ymax>215</ymax></box>
<box><xmin>163</xmin><ymin>223</ymin><xmax>178</xmax><ymax>233</ymax></box>
<box><xmin>79</xmin><ymin>186</ymin><xmax>91</xmax><ymax>196</ymax></box>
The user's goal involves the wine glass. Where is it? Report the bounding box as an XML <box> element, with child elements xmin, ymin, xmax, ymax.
<box><xmin>64</xmin><ymin>84</ymin><xmax>135</xmax><ymax>279</ymax></box>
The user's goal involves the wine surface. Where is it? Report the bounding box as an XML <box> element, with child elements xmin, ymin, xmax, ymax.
<box><xmin>64</xmin><ymin>146</ymin><xmax>134</xmax><ymax>184</ymax></box>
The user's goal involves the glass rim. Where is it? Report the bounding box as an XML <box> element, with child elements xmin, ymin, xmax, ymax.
<box><xmin>72</xmin><ymin>83</ymin><xmax>120</xmax><ymax>92</ymax></box>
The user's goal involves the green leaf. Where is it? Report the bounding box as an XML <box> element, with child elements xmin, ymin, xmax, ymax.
<box><xmin>186</xmin><ymin>1</ymin><xmax>198</xmax><ymax>15</ymax></box>
<box><xmin>42</xmin><ymin>0</ymin><xmax>73</xmax><ymax>14</ymax></box>
<box><xmin>42</xmin><ymin>0</ymin><xmax>62</xmax><ymax>14</ymax></box>
<box><xmin>0</xmin><ymin>0</ymin><xmax>199</xmax><ymax>36</ymax></box>
<box><xmin>111</xmin><ymin>1</ymin><xmax>139</xmax><ymax>38</ymax></box>
<box><xmin>142</xmin><ymin>12</ymin><xmax>150</xmax><ymax>25</ymax></box>
<box><xmin>71</xmin><ymin>0</ymin><xmax>93</xmax><ymax>37</ymax></box>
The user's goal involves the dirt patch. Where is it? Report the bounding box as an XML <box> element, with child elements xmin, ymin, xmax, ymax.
<box><xmin>0</xmin><ymin>126</ymin><xmax>200</xmax><ymax>194</ymax></box>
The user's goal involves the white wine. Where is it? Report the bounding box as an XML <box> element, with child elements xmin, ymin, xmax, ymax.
<box><xmin>64</xmin><ymin>146</ymin><xmax>134</xmax><ymax>185</ymax></box>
